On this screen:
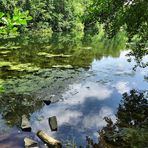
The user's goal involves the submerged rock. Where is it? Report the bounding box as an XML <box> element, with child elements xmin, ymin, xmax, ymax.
<box><xmin>24</xmin><ymin>137</ymin><xmax>39</xmax><ymax>148</ymax></box>
<box><xmin>21</xmin><ymin>115</ymin><xmax>31</xmax><ymax>132</ymax></box>
<box><xmin>43</xmin><ymin>95</ymin><xmax>57</xmax><ymax>105</ymax></box>
<box><xmin>48</xmin><ymin>116</ymin><xmax>58</xmax><ymax>131</ymax></box>
<box><xmin>43</xmin><ymin>100</ymin><xmax>51</xmax><ymax>105</ymax></box>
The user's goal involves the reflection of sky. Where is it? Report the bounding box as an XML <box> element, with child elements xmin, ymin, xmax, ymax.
<box><xmin>115</xmin><ymin>81</ymin><xmax>130</xmax><ymax>94</ymax></box>
<box><xmin>31</xmin><ymin>82</ymin><xmax>115</xmax><ymax>146</ymax></box>
<box><xmin>31</xmin><ymin>50</ymin><xmax>147</xmax><ymax>146</ymax></box>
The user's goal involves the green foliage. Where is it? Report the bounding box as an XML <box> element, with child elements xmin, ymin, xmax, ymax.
<box><xmin>0</xmin><ymin>8</ymin><xmax>32</xmax><ymax>37</ymax></box>
<box><xmin>126</xmin><ymin>43</ymin><xmax>148</xmax><ymax>70</ymax></box>
<box><xmin>0</xmin><ymin>0</ymin><xmax>86</xmax><ymax>33</ymax></box>
<box><xmin>0</xmin><ymin>0</ymin><xmax>147</xmax><ymax>42</ymax></box>
<box><xmin>86</xmin><ymin>0</ymin><xmax>148</xmax><ymax>42</ymax></box>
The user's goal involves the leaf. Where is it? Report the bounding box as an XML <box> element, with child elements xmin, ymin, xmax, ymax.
<box><xmin>1</xmin><ymin>17</ymin><xmax>8</xmax><ymax>24</ymax></box>
<box><xmin>19</xmin><ymin>19</ymin><xmax>27</xmax><ymax>25</ymax></box>
<box><xmin>0</xmin><ymin>12</ymin><xmax>4</xmax><ymax>18</ymax></box>
<box><xmin>26</xmin><ymin>16</ymin><xmax>32</xmax><ymax>21</ymax></box>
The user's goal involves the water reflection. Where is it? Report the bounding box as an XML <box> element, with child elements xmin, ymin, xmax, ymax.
<box><xmin>115</xmin><ymin>81</ymin><xmax>130</xmax><ymax>94</ymax></box>
<box><xmin>0</xmin><ymin>32</ymin><xmax>126</xmax><ymax>79</ymax></box>
<box><xmin>29</xmin><ymin>50</ymin><xmax>147</xmax><ymax>146</ymax></box>
<box><xmin>97</xmin><ymin>90</ymin><xmax>148</xmax><ymax>148</ymax></box>
<box><xmin>0</xmin><ymin>32</ymin><xmax>147</xmax><ymax>147</ymax></box>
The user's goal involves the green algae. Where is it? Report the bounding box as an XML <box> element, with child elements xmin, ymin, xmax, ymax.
<box><xmin>0</xmin><ymin>51</ymin><xmax>11</xmax><ymax>54</ymax></box>
<box><xmin>0</xmin><ymin>61</ymin><xmax>40</xmax><ymax>72</ymax></box>
<box><xmin>37</xmin><ymin>52</ymin><xmax>72</xmax><ymax>58</ymax></box>
<box><xmin>3</xmin><ymin>69</ymin><xmax>82</xmax><ymax>96</ymax></box>
<box><xmin>52</xmin><ymin>65</ymin><xmax>73</xmax><ymax>69</ymax></box>
<box><xmin>9</xmin><ymin>63</ymin><xmax>40</xmax><ymax>72</ymax></box>
<box><xmin>0</xmin><ymin>61</ymin><xmax>12</xmax><ymax>67</ymax></box>
<box><xmin>0</xmin><ymin>46</ymin><xmax>21</xmax><ymax>50</ymax></box>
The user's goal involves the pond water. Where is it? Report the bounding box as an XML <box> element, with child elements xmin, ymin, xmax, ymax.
<box><xmin>0</xmin><ymin>32</ymin><xmax>147</xmax><ymax>147</ymax></box>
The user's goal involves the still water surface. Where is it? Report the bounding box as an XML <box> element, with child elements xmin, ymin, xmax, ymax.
<box><xmin>0</xmin><ymin>33</ymin><xmax>147</xmax><ymax>147</ymax></box>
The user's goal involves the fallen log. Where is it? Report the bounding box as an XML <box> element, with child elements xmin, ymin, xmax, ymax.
<box><xmin>37</xmin><ymin>130</ymin><xmax>62</xmax><ymax>148</ymax></box>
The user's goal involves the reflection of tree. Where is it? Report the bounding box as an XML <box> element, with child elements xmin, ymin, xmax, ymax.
<box><xmin>126</xmin><ymin>43</ymin><xmax>148</xmax><ymax>70</ymax></box>
<box><xmin>0</xmin><ymin>32</ymin><xmax>125</xmax><ymax>78</ymax></box>
<box><xmin>87</xmin><ymin>90</ymin><xmax>148</xmax><ymax>148</ymax></box>
<box><xmin>0</xmin><ymin>93</ymin><xmax>43</xmax><ymax>127</ymax></box>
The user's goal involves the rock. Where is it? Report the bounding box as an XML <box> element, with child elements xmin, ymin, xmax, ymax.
<box><xmin>43</xmin><ymin>100</ymin><xmax>51</xmax><ymax>105</ymax></box>
<box><xmin>24</xmin><ymin>137</ymin><xmax>39</xmax><ymax>148</ymax></box>
<box><xmin>48</xmin><ymin>116</ymin><xmax>58</xmax><ymax>131</ymax></box>
<box><xmin>37</xmin><ymin>130</ymin><xmax>62</xmax><ymax>148</ymax></box>
<box><xmin>21</xmin><ymin>115</ymin><xmax>31</xmax><ymax>132</ymax></box>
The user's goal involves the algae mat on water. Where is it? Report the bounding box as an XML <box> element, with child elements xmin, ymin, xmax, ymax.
<box><xmin>2</xmin><ymin>68</ymin><xmax>84</xmax><ymax>99</ymax></box>
<box><xmin>0</xmin><ymin>68</ymin><xmax>84</xmax><ymax>125</ymax></box>
<box><xmin>0</xmin><ymin>61</ymin><xmax>40</xmax><ymax>72</ymax></box>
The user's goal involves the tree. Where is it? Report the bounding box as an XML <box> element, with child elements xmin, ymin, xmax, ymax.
<box><xmin>86</xmin><ymin>0</ymin><xmax>148</xmax><ymax>41</ymax></box>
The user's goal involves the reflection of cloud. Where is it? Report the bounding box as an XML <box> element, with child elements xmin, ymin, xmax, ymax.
<box><xmin>32</xmin><ymin>104</ymin><xmax>82</xmax><ymax>133</ymax></box>
<box><xmin>82</xmin><ymin>106</ymin><xmax>116</xmax><ymax>129</ymax></box>
<box><xmin>63</xmin><ymin>82</ymin><xmax>113</xmax><ymax>105</ymax></box>
<box><xmin>115</xmin><ymin>81</ymin><xmax>130</xmax><ymax>94</ymax></box>
<box><xmin>140</xmin><ymin>69</ymin><xmax>148</xmax><ymax>76</ymax></box>
<box><xmin>31</xmin><ymin>82</ymin><xmax>114</xmax><ymax>143</ymax></box>
<box><xmin>56</xmin><ymin>110</ymin><xmax>82</xmax><ymax>126</ymax></box>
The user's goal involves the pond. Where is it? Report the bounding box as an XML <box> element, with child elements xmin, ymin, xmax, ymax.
<box><xmin>0</xmin><ymin>32</ymin><xmax>147</xmax><ymax>147</ymax></box>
